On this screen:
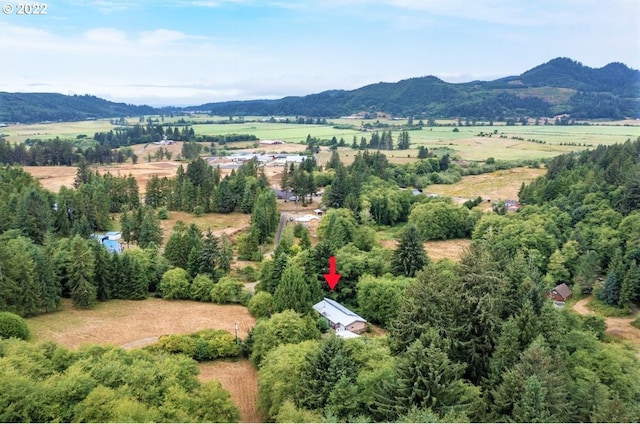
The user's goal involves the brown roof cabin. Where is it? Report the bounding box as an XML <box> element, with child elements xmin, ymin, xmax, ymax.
<box><xmin>547</xmin><ymin>283</ymin><xmax>572</xmax><ymax>302</ymax></box>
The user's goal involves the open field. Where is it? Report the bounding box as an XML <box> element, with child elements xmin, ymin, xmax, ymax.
<box><xmin>23</xmin><ymin>160</ymin><xmax>183</xmax><ymax>193</ymax></box>
<box><xmin>1</xmin><ymin>119</ymin><xmax>116</xmax><ymax>144</ymax></box>
<box><xmin>198</xmin><ymin>360</ymin><xmax>259</xmax><ymax>423</ymax></box>
<box><xmin>426</xmin><ymin>167</ymin><xmax>546</xmax><ymax>203</ymax></box>
<box><xmin>26</xmin><ymin>298</ymin><xmax>255</xmax><ymax>349</ymax></box>
<box><xmin>158</xmin><ymin>211</ymin><xmax>252</xmax><ymax>242</ymax></box>
<box><xmin>5</xmin><ymin>117</ymin><xmax>638</xmax><ymax>164</ymax></box>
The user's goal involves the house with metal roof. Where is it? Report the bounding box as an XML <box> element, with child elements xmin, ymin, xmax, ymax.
<box><xmin>547</xmin><ymin>283</ymin><xmax>572</xmax><ymax>302</ymax></box>
<box><xmin>313</xmin><ymin>298</ymin><xmax>367</xmax><ymax>336</ymax></box>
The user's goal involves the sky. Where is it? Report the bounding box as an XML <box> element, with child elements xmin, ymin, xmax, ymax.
<box><xmin>1</xmin><ymin>0</ymin><xmax>639</xmax><ymax>106</ymax></box>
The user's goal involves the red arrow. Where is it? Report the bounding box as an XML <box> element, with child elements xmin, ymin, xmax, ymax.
<box><xmin>324</xmin><ymin>256</ymin><xmax>341</xmax><ymax>290</ymax></box>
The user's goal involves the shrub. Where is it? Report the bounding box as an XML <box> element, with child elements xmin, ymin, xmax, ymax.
<box><xmin>157</xmin><ymin>207</ymin><xmax>169</xmax><ymax>219</ymax></box>
<box><xmin>210</xmin><ymin>277</ymin><xmax>249</xmax><ymax>305</ymax></box>
<box><xmin>248</xmin><ymin>291</ymin><xmax>273</xmax><ymax>319</ymax></box>
<box><xmin>190</xmin><ymin>274</ymin><xmax>214</xmax><ymax>302</ymax></box>
<box><xmin>156</xmin><ymin>329</ymin><xmax>241</xmax><ymax>361</ymax></box>
<box><xmin>0</xmin><ymin>312</ymin><xmax>30</xmax><ymax>340</ymax></box>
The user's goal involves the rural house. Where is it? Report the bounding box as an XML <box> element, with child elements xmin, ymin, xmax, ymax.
<box><xmin>547</xmin><ymin>283</ymin><xmax>572</xmax><ymax>302</ymax></box>
<box><xmin>313</xmin><ymin>298</ymin><xmax>367</xmax><ymax>337</ymax></box>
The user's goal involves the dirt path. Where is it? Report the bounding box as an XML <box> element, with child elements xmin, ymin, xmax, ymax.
<box><xmin>572</xmin><ymin>297</ymin><xmax>640</xmax><ymax>348</ymax></box>
<box><xmin>198</xmin><ymin>360</ymin><xmax>260</xmax><ymax>423</ymax></box>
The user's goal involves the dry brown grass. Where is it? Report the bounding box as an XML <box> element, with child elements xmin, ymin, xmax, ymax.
<box><xmin>23</xmin><ymin>161</ymin><xmax>182</xmax><ymax>193</ymax></box>
<box><xmin>424</xmin><ymin>239</ymin><xmax>471</xmax><ymax>262</ymax></box>
<box><xmin>427</xmin><ymin>167</ymin><xmax>545</xmax><ymax>202</ymax></box>
<box><xmin>27</xmin><ymin>298</ymin><xmax>255</xmax><ymax>350</ymax></box>
<box><xmin>380</xmin><ymin>238</ymin><xmax>471</xmax><ymax>263</ymax></box>
<box><xmin>158</xmin><ymin>211</ymin><xmax>252</xmax><ymax>243</ymax></box>
<box><xmin>198</xmin><ymin>360</ymin><xmax>260</xmax><ymax>423</ymax></box>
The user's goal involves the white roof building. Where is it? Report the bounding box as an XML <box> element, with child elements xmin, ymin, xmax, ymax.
<box><xmin>313</xmin><ymin>298</ymin><xmax>367</xmax><ymax>336</ymax></box>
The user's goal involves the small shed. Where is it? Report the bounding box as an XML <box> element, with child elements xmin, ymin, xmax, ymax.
<box><xmin>547</xmin><ymin>283</ymin><xmax>572</xmax><ymax>302</ymax></box>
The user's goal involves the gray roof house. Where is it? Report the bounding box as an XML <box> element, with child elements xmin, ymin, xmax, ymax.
<box><xmin>313</xmin><ymin>298</ymin><xmax>367</xmax><ymax>337</ymax></box>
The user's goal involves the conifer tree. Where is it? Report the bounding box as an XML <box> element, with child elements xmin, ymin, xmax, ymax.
<box><xmin>272</xmin><ymin>262</ymin><xmax>311</xmax><ymax>314</ymax></box>
<box><xmin>391</xmin><ymin>223</ymin><xmax>429</xmax><ymax>277</ymax></box>
<box><xmin>138</xmin><ymin>208</ymin><xmax>163</xmax><ymax>248</ymax></box>
<box><xmin>67</xmin><ymin>235</ymin><xmax>97</xmax><ymax>308</ymax></box>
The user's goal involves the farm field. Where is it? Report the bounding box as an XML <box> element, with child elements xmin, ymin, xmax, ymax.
<box><xmin>26</xmin><ymin>298</ymin><xmax>259</xmax><ymax>422</ymax></box>
<box><xmin>426</xmin><ymin>166</ymin><xmax>546</xmax><ymax>203</ymax></box>
<box><xmin>4</xmin><ymin>117</ymin><xmax>639</xmax><ymax>164</ymax></box>
<box><xmin>26</xmin><ymin>298</ymin><xmax>255</xmax><ymax>349</ymax></box>
<box><xmin>198</xmin><ymin>360</ymin><xmax>260</xmax><ymax>423</ymax></box>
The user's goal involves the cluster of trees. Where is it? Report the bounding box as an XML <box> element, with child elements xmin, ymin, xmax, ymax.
<box><xmin>517</xmin><ymin>138</ymin><xmax>640</xmax><ymax>307</ymax></box>
<box><xmin>93</xmin><ymin>124</ymin><xmax>195</xmax><ymax>148</ymax></box>
<box><xmin>347</xmin><ymin>130</ymin><xmax>411</xmax><ymax>150</ymax></box>
<box><xmin>251</xmin><ymin>240</ymin><xmax>640</xmax><ymax>422</ymax></box>
<box><xmin>0</xmin><ymin>165</ymin><xmax>139</xmax><ymax>244</ymax></box>
<box><xmin>144</xmin><ymin>157</ymin><xmax>272</xmax><ymax>215</ymax></box>
<box><xmin>0</xmin><ymin>338</ymin><xmax>240</xmax><ymax>422</ymax></box>
<box><xmin>0</xmin><ymin>138</ymin><xmax>136</xmax><ymax>166</ymax></box>
<box><xmin>280</xmin><ymin>157</ymin><xmax>318</xmax><ymax>206</ymax></box>
<box><xmin>0</xmin><ymin>231</ymin><xmax>169</xmax><ymax>313</ymax></box>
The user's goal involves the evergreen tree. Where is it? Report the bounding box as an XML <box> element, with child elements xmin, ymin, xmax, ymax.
<box><xmin>251</xmin><ymin>190</ymin><xmax>279</xmax><ymax>244</ymax></box>
<box><xmin>138</xmin><ymin>208</ymin><xmax>163</xmax><ymax>248</ymax></box>
<box><xmin>273</xmin><ymin>262</ymin><xmax>312</xmax><ymax>314</ymax></box>
<box><xmin>325</xmin><ymin>164</ymin><xmax>348</xmax><ymax>209</ymax></box>
<box><xmin>90</xmin><ymin>240</ymin><xmax>113</xmax><ymax>302</ymax></box>
<box><xmin>297</xmin><ymin>336</ymin><xmax>357</xmax><ymax>413</ymax></box>
<box><xmin>193</xmin><ymin>229</ymin><xmax>220</xmax><ymax>279</ymax></box>
<box><xmin>67</xmin><ymin>235</ymin><xmax>97</xmax><ymax>309</ymax></box>
<box><xmin>598</xmin><ymin>271</ymin><xmax>620</xmax><ymax>305</ymax></box>
<box><xmin>380</xmin><ymin>336</ymin><xmax>480</xmax><ymax>421</ymax></box>
<box><xmin>391</xmin><ymin>223</ymin><xmax>429</xmax><ymax>277</ymax></box>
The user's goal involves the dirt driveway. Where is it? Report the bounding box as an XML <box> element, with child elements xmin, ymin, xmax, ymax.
<box><xmin>572</xmin><ymin>297</ymin><xmax>640</xmax><ymax>349</ymax></box>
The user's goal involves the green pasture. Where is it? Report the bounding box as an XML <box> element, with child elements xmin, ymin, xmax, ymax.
<box><xmin>2</xmin><ymin>119</ymin><xmax>115</xmax><ymax>144</ymax></box>
<box><xmin>3</xmin><ymin>115</ymin><xmax>638</xmax><ymax>163</ymax></box>
<box><xmin>192</xmin><ymin>122</ymin><xmax>362</xmax><ymax>144</ymax></box>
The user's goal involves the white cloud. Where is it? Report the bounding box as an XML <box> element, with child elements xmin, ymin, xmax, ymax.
<box><xmin>85</xmin><ymin>28</ymin><xmax>128</xmax><ymax>43</ymax></box>
<box><xmin>138</xmin><ymin>29</ymin><xmax>191</xmax><ymax>46</ymax></box>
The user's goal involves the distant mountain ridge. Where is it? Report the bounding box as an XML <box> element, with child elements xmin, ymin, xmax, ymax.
<box><xmin>0</xmin><ymin>93</ymin><xmax>157</xmax><ymax>124</ymax></box>
<box><xmin>1</xmin><ymin>58</ymin><xmax>638</xmax><ymax>124</ymax></box>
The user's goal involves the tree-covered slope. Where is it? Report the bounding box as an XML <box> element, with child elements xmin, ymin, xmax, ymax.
<box><xmin>193</xmin><ymin>58</ymin><xmax>639</xmax><ymax>119</ymax></box>
<box><xmin>0</xmin><ymin>93</ymin><xmax>158</xmax><ymax>124</ymax></box>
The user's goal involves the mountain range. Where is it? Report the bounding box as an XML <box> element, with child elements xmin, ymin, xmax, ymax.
<box><xmin>1</xmin><ymin>58</ymin><xmax>638</xmax><ymax>124</ymax></box>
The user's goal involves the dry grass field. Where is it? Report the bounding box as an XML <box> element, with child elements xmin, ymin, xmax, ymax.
<box><xmin>426</xmin><ymin>167</ymin><xmax>546</xmax><ymax>203</ymax></box>
<box><xmin>198</xmin><ymin>360</ymin><xmax>260</xmax><ymax>423</ymax></box>
<box><xmin>27</xmin><ymin>298</ymin><xmax>259</xmax><ymax>422</ymax></box>
<box><xmin>27</xmin><ymin>298</ymin><xmax>255</xmax><ymax>349</ymax></box>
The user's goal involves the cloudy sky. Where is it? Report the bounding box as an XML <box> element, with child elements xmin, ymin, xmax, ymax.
<box><xmin>1</xmin><ymin>0</ymin><xmax>638</xmax><ymax>106</ymax></box>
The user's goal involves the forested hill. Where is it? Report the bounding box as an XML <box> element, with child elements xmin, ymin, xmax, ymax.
<box><xmin>192</xmin><ymin>58</ymin><xmax>639</xmax><ymax>120</ymax></box>
<box><xmin>0</xmin><ymin>92</ymin><xmax>157</xmax><ymax>124</ymax></box>
<box><xmin>1</xmin><ymin>58</ymin><xmax>638</xmax><ymax>123</ymax></box>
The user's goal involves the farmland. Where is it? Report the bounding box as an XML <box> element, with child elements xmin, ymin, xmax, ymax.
<box><xmin>4</xmin><ymin>116</ymin><xmax>640</xmax><ymax>423</ymax></box>
<box><xmin>3</xmin><ymin>116</ymin><xmax>639</xmax><ymax>164</ymax></box>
